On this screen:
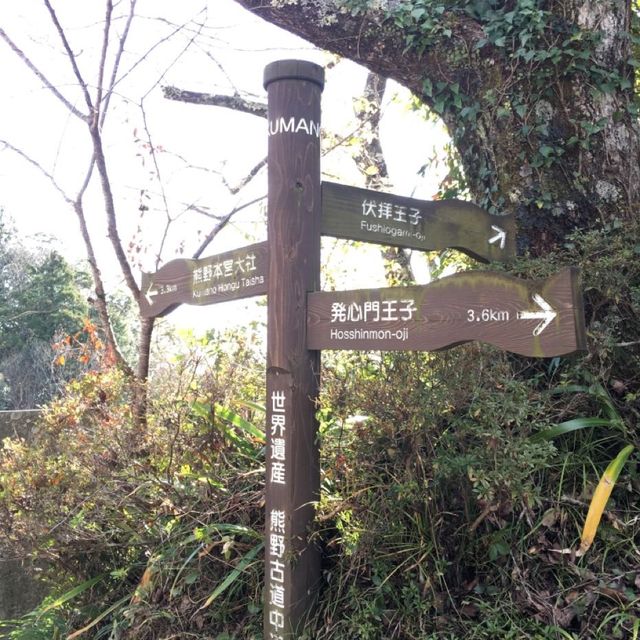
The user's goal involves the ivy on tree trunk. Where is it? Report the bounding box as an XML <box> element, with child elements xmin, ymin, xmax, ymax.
<box><xmin>234</xmin><ymin>0</ymin><xmax>640</xmax><ymax>256</ymax></box>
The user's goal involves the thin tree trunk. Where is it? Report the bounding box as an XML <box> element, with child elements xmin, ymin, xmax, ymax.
<box><xmin>353</xmin><ymin>72</ymin><xmax>415</xmax><ymax>284</ymax></box>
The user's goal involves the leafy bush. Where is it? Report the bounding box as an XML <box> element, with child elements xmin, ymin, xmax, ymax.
<box><xmin>1</xmin><ymin>224</ymin><xmax>639</xmax><ymax>638</ymax></box>
<box><xmin>0</xmin><ymin>328</ymin><xmax>267</xmax><ymax>638</ymax></box>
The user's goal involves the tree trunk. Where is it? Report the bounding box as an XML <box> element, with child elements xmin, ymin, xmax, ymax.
<box><xmin>133</xmin><ymin>315</ymin><xmax>155</xmax><ymax>427</ymax></box>
<box><xmin>353</xmin><ymin>72</ymin><xmax>415</xmax><ymax>284</ymax></box>
<box><xmin>234</xmin><ymin>0</ymin><xmax>639</xmax><ymax>256</ymax></box>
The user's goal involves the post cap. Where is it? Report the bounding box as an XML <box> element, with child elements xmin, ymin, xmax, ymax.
<box><xmin>263</xmin><ymin>59</ymin><xmax>325</xmax><ymax>91</ymax></box>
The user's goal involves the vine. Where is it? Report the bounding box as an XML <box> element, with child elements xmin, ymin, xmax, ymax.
<box><xmin>337</xmin><ymin>0</ymin><xmax>639</xmax><ymax>224</ymax></box>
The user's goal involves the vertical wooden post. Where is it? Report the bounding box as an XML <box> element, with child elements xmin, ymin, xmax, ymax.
<box><xmin>263</xmin><ymin>60</ymin><xmax>324</xmax><ymax>639</ymax></box>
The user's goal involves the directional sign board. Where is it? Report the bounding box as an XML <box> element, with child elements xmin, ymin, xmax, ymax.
<box><xmin>140</xmin><ymin>241</ymin><xmax>268</xmax><ymax>318</ymax></box>
<box><xmin>307</xmin><ymin>268</ymin><xmax>586</xmax><ymax>358</ymax></box>
<box><xmin>321</xmin><ymin>181</ymin><xmax>516</xmax><ymax>263</ymax></box>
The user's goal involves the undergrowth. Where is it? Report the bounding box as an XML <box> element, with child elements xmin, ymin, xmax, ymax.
<box><xmin>1</xmin><ymin>222</ymin><xmax>639</xmax><ymax>638</ymax></box>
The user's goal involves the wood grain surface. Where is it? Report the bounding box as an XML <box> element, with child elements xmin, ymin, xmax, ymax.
<box><xmin>264</xmin><ymin>59</ymin><xmax>324</xmax><ymax>639</ymax></box>
<box><xmin>321</xmin><ymin>180</ymin><xmax>517</xmax><ymax>263</ymax></box>
<box><xmin>308</xmin><ymin>267</ymin><xmax>586</xmax><ymax>357</ymax></box>
<box><xmin>139</xmin><ymin>241</ymin><xmax>268</xmax><ymax>318</ymax></box>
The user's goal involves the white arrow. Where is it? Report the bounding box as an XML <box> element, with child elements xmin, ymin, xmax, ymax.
<box><xmin>517</xmin><ymin>294</ymin><xmax>557</xmax><ymax>336</ymax></box>
<box><xmin>488</xmin><ymin>225</ymin><xmax>506</xmax><ymax>250</ymax></box>
<box><xmin>145</xmin><ymin>282</ymin><xmax>159</xmax><ymax>306</ymax></box>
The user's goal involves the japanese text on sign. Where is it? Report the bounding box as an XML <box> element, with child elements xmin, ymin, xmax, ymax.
<box><xmin>330</xmin><ymin>299</ymin><xmax>417</xmax><ymax>324</ymax></box>
<box><xmin>268</xmin><ymin>508</ymin><xmax>287</xmax><ymax>636</ymax></box>
<box><xmin>267</xmin><ymin>386</ymin><xmax>290</xmax><ymax>636</ymax></box>
<box><xmin>192</xmin><ymin>253</ymin><xmax>258</xmax><ymax>286</ymax></box>
<box><xmin>269</xmin><ymin>390</ymin><xmax>287</xmax><ymax>486</ymax></box>
<box><xmin>362</xmin><ymin>199</ymin><xmax>421</xmax><ymax>225</ymax></box>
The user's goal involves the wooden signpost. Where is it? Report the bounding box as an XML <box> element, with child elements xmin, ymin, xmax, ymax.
<box><xmin>263</xmin><ymin>60</ymin><xmax>324</xmax><ymax>639</ymax></box>
<box><xmin>141</xmin><ymin>58</ymin><xmax>587</xmax><ymax>640</ymax></box>
<box><xmin>140</xmin><ymin>241</ymin><xmax>268</xmax><ymax>318</ymax></box>
<box><xmin>307</xmin><ymin>267</ymin><xmax>586</xmax><ymax>357</ymax></box>
<box><xmin>321</xmin><ymin>180</ymin><xmax>517</xmax><ymax>263</ymax></box>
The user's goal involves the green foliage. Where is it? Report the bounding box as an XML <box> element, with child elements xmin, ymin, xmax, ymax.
<box><xmin>0</xmin><ymin>210</ymin><xmax>91</xmax><ymax>408</ymax></box>
<box><xmin>1</xmin><ymin>224</ymin><xmax>640</xmax><ymax>638</ymax></box>
<box><xmin>309</xmin><ymin>220</ymin><xmax>640</xmax><ymax>638</ymax></box>
<box><xmin>335</xmin><ymin>0</ymin><xmax>640</xmax><ymax>223</ymax></box>
<box><xmin>0</xmin><ymin>575</ymin><xmax>107</xmax><ymax>640</ymax></box>
<box><xmin>0</xmin><ymin>328</ymin><xmax>267</xmax><ymax>639</ymax></box>
<box><xmin>0</xmin><ymin>241</ymin><xmax>88</xmax><ymax>357</ymax></box>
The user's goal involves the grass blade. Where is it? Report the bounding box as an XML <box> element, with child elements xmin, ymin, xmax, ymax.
<box><xmin>215</xmin><ymin>404</ymin><xmax>265</xmax><ymax>442</ymax></box>
<box><xmin>66</xmin><ymin>595</ymin><xmax>129</xmax><ymax>639</ymax></box>
<box><xmin>191</xmin><ymin>401</ymin><xmax>262</xmax><ymax>455</ymax></box>
<box><xmin>578</xmin><ymin>444</ymin><xmax>634</xmax><ymax>556</ymax></box>
<box><xmin>531</xmin><ymin>417</ymin><xmax>619</xmax><ymax>442</ymax></box>
<box><xmin>38</xmin><ymin>574</ymin><xmax>106</xmax><ymax>617</ymax></box>
<box><xmin>239</xmin><ymin>399</ymin><xmax>266</xmax><ymax>414</ymax></box>
<box><xmin>197</xmin><ymin>542</ymin><xmax>264</xmax><ymax>611</ymax></box>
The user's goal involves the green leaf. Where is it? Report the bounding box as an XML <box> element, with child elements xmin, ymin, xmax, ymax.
<box><xmin>67</xmin><ymin>595</ymin><xmax>130</xmax><ymax>639</ymax></box>
<box><xmin>39</xmin><ymin>574</ymin><xmax>106</xmax><ymax>616</ymax></box>
<box><xmin>191</xmin><ymin>400</ymin><xmax>211</xmax><ymax>420</ymax></box>
<box><xmin>239</xmin><ymin>399</ymin><xmax>265</xmax><ymax>414</ymax></box>
<box><xmin>170</xmin><ymin>543</ymin><xmax>205</xmax><ymax>596</ymax></box>
<box><xmin>215</xmin><ymin>404</ymin><xmax>265</xmax><ymax>442</ymax></box>
<box><xmin>198</xmin><ymin>542</ymin><xmax>264</xmax><ymax>610</ymax></box>
<box><xmin>530</xmin><ymin>417</ymin><xmax>619</xmax><ymax>442</ymax></box>
<box><xmin>192</xmin><ymin>402</ymin><xmax>263</xmax><ymax>455</ymax></box>
<box><xmin>539</xmin><ymin>145</ymin><xmax>554</xmax><ymax>158</ymax></box>
<box><xmin>460</xmin><ymin>105</ymin><xmax>479</xmax><ymax>120</ymax></box>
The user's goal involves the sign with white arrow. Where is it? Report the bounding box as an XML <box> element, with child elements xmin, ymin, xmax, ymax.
<box><xmin>307</xmin><ymin>267</ymin><xmax>586</xmax><ymax>357</ymax></box>
<box><xmin>320</xmin><ymin>181</ymin><xmax>516</xmax><ymax>263</ymax></box>
<box><xmin>140</xmin><ymin>241</ymin><xmax>268</xmax><ymax>318</ymax></box>
<box><xmin>517</xmin><ymin>293</ymin><xmax>557</xmax><ymax>336</ymax></box>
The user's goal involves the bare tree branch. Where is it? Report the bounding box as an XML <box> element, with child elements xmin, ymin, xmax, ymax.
<box><xmin>199</xmin><ymin>48</ymin><xmax>242</xmax><ymax>95</ymax></box>
<box><xmin>0</xmin><ymin>27</ymin><xmax>87</xmax><ymax>121</ymax></box>
<box><xmin>1</xmin><ymin>309</ymin><xmax>57</xmax><ymax>323</ymax></box>
<box><xmin>112</xmin><ymin>8</ymin><xmax>206</xmax><ymax>97</ymax></box>
<box><xmin>141</xmin><ymin>15</ymin><xmax>205</xmax><ymax>101</ymax></box>
<box><xmin>89</xmin><ymin>124</ymin><xmax>141</xmax><ymax>300</ymax></box>
<box><xmin>162</xmin><ymin>86</ymin><xmax>267</xmax><ymax>117</ymax></box>
<box><xmin>95</xmin><ymin>0</ymin><xmax>114</xmax><ymax>116</ymax></box>
<box><xmin>140</xmin><ymin>104</ymin><xmax>172</xmax><ymax>271</ymax></box>
<box><xmin>101</xmin><ymin>0</ymin><xmax>137</xmax><ymax>127</ymax></box>
<box><xmin>73</xmin><ymin>197</ymin><xmax>134</xmax><ymax>378</ymax></box>
<box><xmin>0</xmin><ymin>140</ymin><xmax>74</xmax><ymax>205</ymax></box>
<box><xmin>163</xmin><ymin>153</ymin><xmax>266</xmax><ymax>198</ymax></box>
<box><xmin>223</xmin><ymin>157</ymin><xmax>267</xmax><ymax>195</ymax></box>
<box><xmin>43</xmin><ymin>0</ymin><xmax>94</xmax><ymax>116</ymax></box>
<box><xmin>192</xmin><ymin>195</ymin><xmax>265</xmax><ymax>259</ymax></box>
<box><xmin>0</xmin><ymin>139</ymin><xmax>133</xmax><ymax>376</ymax></box>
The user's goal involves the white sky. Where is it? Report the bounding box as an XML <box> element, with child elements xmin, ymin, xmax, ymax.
<box><xmin>0</xmin><ymin>0</ymin><xmax>449</xmax><ymax>333</ymax></box>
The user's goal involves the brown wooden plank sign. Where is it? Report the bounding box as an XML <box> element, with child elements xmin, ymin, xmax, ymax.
<box><xmin>308</xmin><ymin>267</ymin><xmax>586</xmax><ymax>357</ymax></box>
<box><xmin>321</xmin><ymin>181</ymin><xmax>516</xmax><ymax>263</ymax></box>
<box><xmin>140</xmin><ymin>241</ymin><xmax>268</xmax><ymax>318</ymax></box>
